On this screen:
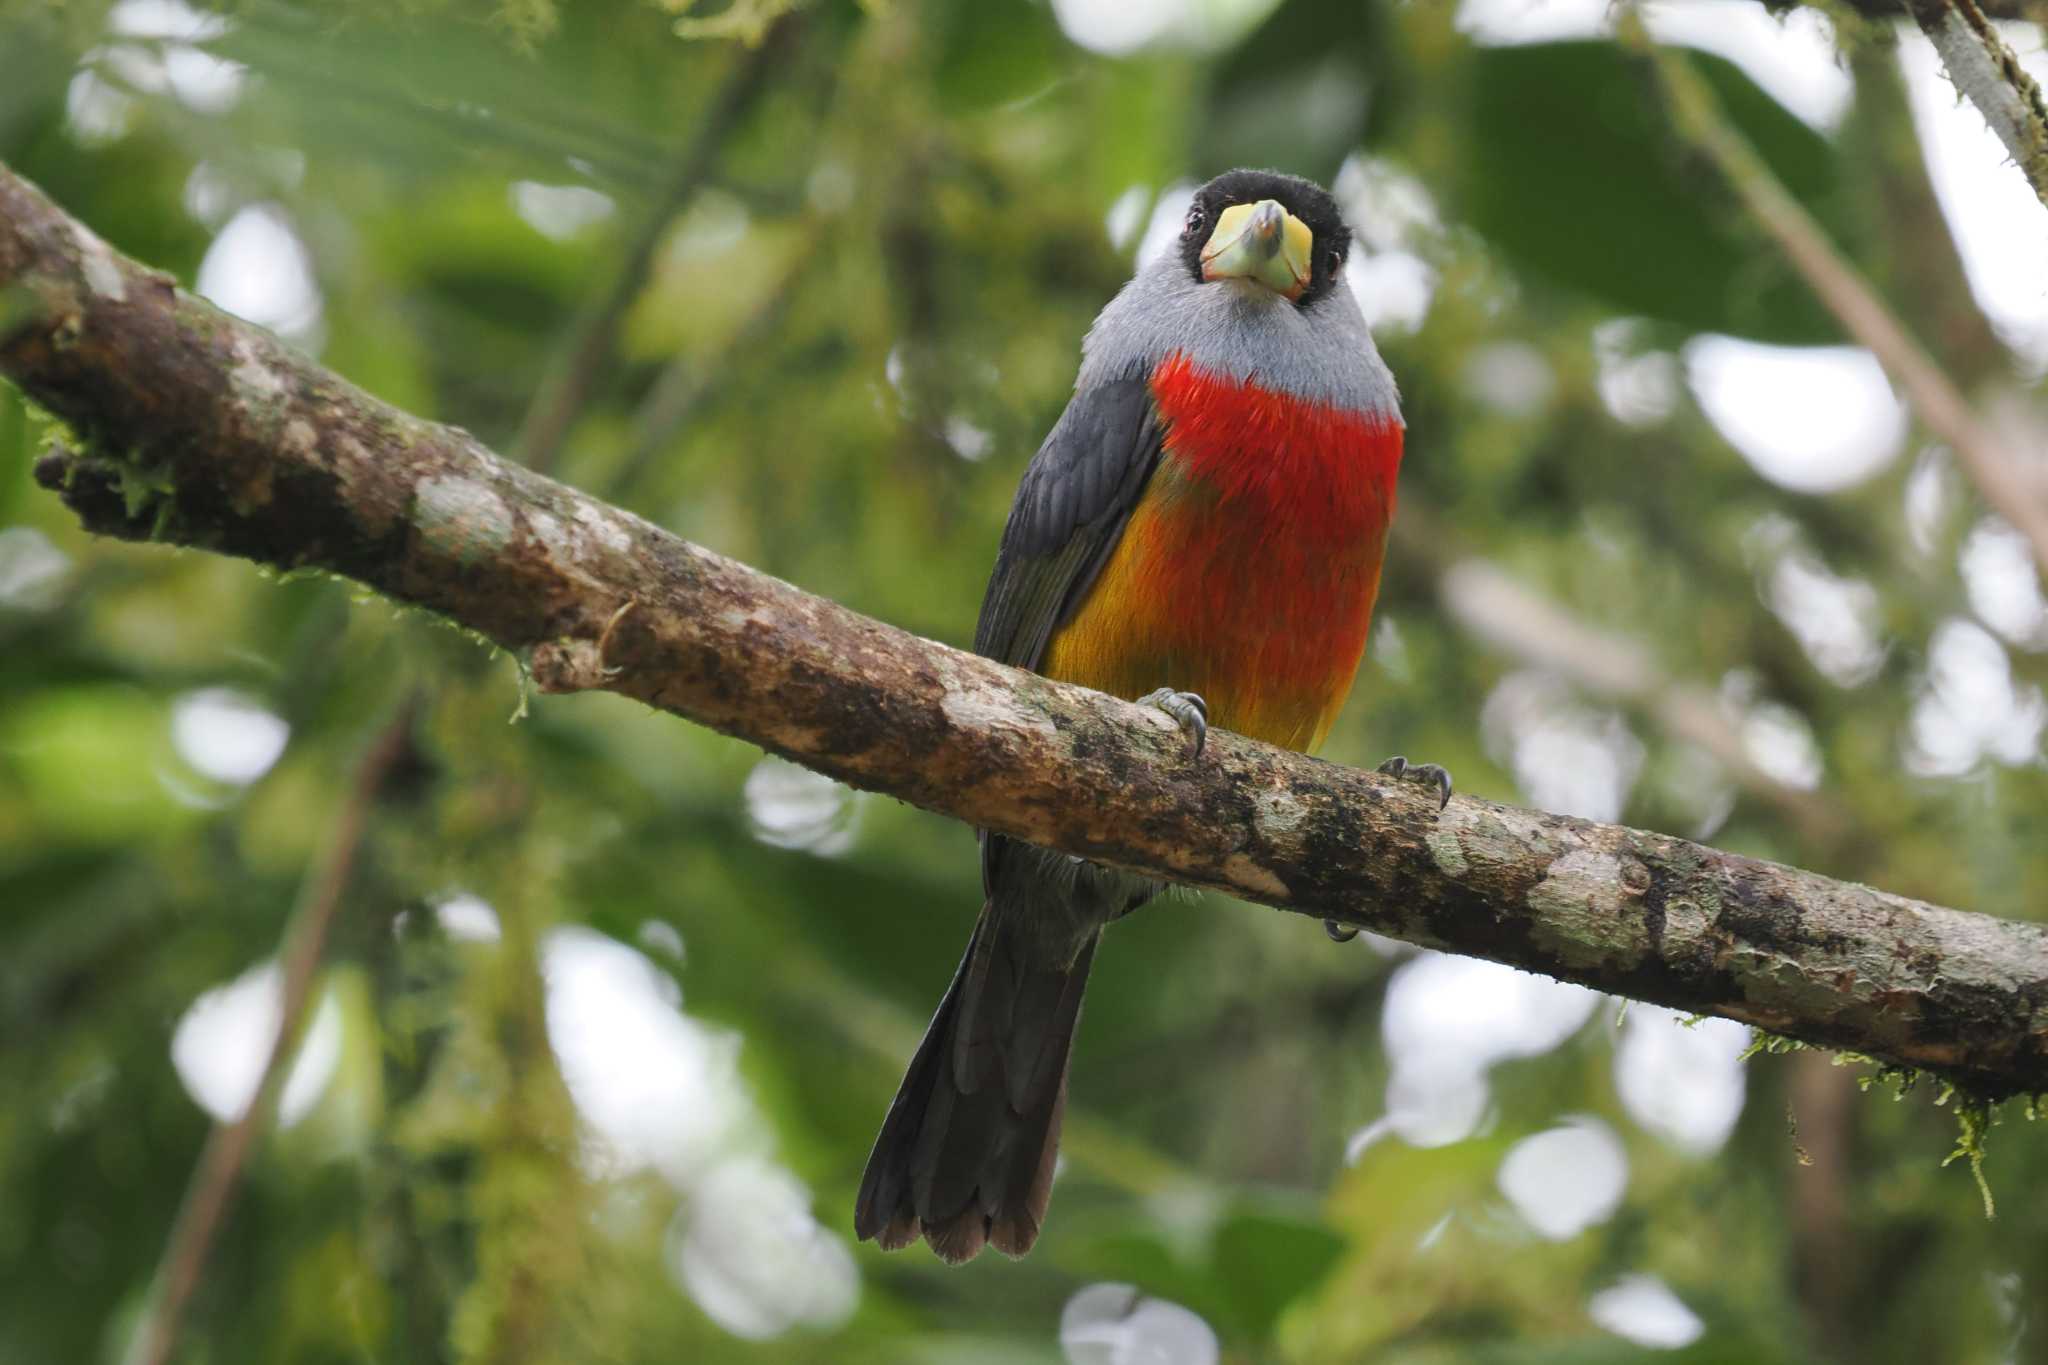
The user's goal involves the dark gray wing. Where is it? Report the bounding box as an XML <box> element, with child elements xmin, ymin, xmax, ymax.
<box><xmin>974</xmin><ymin>375</ymin><xmax>1165</xmax><ymax>671</ymax></box>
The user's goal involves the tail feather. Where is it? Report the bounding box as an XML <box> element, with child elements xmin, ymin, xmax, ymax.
<box><xmin>988</xmin><ymin>1078</ymin><xmax>1065</xmax><ymax>1256</ymax></box>
<box><xmin>854</xmin><ymin>908</ymin><xmax>1094</xmax><ymax>1264</ymax></box>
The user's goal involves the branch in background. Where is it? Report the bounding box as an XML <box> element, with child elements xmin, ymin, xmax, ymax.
<box><xmin>1633</xmin><ymin>21</ymin><xmax>2048</xmax><ymax>579</ymax></box>
<box><xmin>1444</xmin><ymin>559</ymin><xmax>1850</xmax><ymax>831</ymax></box>
<box><xmin>5</xmin><ymin>163</ymin><xmax>2048</xmax><ymax>1100</ymax></box>
<box><xmin>1842</xmin><ymin>33</ymin><xmax>2010</xmax><ymax>386</ymax></box>
<box><xmin>1788</xmin><ymin>1051</ymin><xmax>1859</xmax><ymax>1358</ymax></box>
<box><xmin>1902</xmin><ymin>0</ymin><xmax>2048</xmax><ymax>213</ymax></box>
<box><xmin>1390</xmin><ymin>510</ymin><xmax>1853</xmax><ymax>851</ymax></box>
<box><xmin>609</xmin><ymin>218</ymin><xmax>825</xmax><ymax>500</ymax></box>
<box><xmin>511</xmin><ymin>16</ymin><xmax>796</xmax><ymax>473</ymax></box>
<box><xmin>124</xmin><ymin>697</ymin><xmax>421</xmax><ymax>1365</ymax></box>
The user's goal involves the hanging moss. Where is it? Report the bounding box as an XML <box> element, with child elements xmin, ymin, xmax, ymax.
<box><xmin>1739</xmin><ymin>1025</ymin><xmax>2047</xmax><ymax>1220</ymax></box>
<box><xmin>1937</xmin><ymin>1086</ymin><xmax>1997</xmax><ymax>1220</ymax></box>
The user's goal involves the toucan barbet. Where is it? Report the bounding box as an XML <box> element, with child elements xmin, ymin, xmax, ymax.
<box><xmin>854</xmin><ymin>169</ymin><xmax>1447</xmax><ymax>1263</ymax></box>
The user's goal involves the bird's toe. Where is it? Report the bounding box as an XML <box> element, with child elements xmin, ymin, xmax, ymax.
<box><xmin>1377</xmin><ymin>755</ymin><xmax>1453</xmax><ymax>811</ymax></box>
<box><xmin>1139</xmin><ymin>688</ymin><xmax>1209</xmax><ymax>757</ymax></box>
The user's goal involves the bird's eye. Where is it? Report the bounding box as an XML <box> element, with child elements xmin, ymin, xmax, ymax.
<box><xmin>1183</xmin><ymin>203</ymin><xmax>1206</xmax><ymax>237</ymax></box>
<box><xmin>1326</xmin><ymin>248</ymin><xmax>1344</xmax><ymax>277</ymax></box>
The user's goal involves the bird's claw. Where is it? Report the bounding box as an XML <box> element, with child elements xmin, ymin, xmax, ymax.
<box><xmin>1138</xmin><ymin>688</ymin><xmax>1208</xmax><ymax>757</ymax></box>
<box><xmin>1325</xmin><ymin>760</ymin><xmax>1451</xmax><ymax>947</ymax></box>
<box><xmin>1376</xmin><ymin>755</ymin><xmax>1452</xmax><ymax>811</ymax></box>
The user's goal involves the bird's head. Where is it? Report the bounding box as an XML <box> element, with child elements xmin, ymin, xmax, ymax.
<box><xmin>1178</xmin><ymin>169</ymin><xmax>1350</xmax><ymax>307</ymax></box>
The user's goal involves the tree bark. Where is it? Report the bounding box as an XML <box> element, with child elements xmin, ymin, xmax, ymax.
<box><xmin>5</xmin><ymin>160</ymin><xmax>2046</xmax><ymax>1098</ymax></box>
<box><xmin>1901</xmin><ymin>0</ymin><xmax>2048</xmax><ymax>214</ymax></box>
<box><xmin>1825</xmin><ymin>0</ymin><xmax>2047</xmax><ymax>18</ymax></box>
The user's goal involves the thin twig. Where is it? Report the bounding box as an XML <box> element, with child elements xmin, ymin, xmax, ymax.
<box><xmin>512</xmin><ymin>17</ymin><xmax>798</xmax><ymax>474</ymax></box>
<box><xmin>1631</xmin><ymin>20</ymin><xmax>2048</xmax><ymax>578</ymax></box>
<box><xmin>123</xmin><ymin>697</ymin><xmax>422</xmax><ymax>1365</ymax></box>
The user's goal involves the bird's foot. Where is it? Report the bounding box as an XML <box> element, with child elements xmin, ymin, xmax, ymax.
<box><xmin>1375</xmin><ymin>754</ymin><xmax>1453</xmax><ymax>810</ymax></box>
<box><xmin>1325</xmin><ymin>757</ymin><xmax>1454</xmax><ymax>945</ymax></box>
<box><xmin>1137</xmin><ymin>688</ymin><xmax>1208</xmax><ymax>757</ymax></box>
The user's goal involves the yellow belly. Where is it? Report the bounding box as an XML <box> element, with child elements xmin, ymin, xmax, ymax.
<box><xmin>1040</xmin><ymin>467</ymin><xmax>1382</xmax><ymax>754</ymax></box>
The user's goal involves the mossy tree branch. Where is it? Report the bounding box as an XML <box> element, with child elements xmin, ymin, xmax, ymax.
<box><xmin>1797</xmin><ymin>0</ymin><xmax>2048</xmax><ymax>18</ymax></box>
<box><xmin>1902</xmin><ymin>0</ymin><xmax>2048</xmax><ymax>214</ymax></box>
<box><xmin>5</xmin><ymin>160</ymin><xmax>2047</xmax><ymax>1098</ymax></box>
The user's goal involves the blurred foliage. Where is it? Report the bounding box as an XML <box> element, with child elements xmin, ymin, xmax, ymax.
<box><xmin>1458</xmin><ymin>41</ymin><xmax>1849</xmax><ymax>342</ymax></box>
<box><xmin>3</xmin><ymin>1</ymin><xmax>2047</xmax><ymax>1363</ymax></box>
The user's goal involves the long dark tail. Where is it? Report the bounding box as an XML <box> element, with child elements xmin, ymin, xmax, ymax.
<box><xmin>853</xmin><ymin>906</ymin><xmax>1097</xmax><ymax>1264</ymax></box>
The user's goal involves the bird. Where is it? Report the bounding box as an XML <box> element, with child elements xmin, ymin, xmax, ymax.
<box><xmin>853</xmin><ymin>168</ymin><xmax>1447</xmax><ymax>1264</ymax></box>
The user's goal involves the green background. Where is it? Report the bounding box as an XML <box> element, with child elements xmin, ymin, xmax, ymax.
<box><xmin>2</xmin><ymin>1</ymin><xmax>2044</xmax><ymax>1362</ymax></box>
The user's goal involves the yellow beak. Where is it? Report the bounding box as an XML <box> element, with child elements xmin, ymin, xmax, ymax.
<box><xmin>1199</xmin><ymin>199</ymin><xmax>1313</xmax><ymax>299</ymax></box>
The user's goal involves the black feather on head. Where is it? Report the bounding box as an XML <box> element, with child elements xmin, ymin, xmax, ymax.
<box><xmin>1177</xmin><ymin>168</ymin><xmax>1352</xmax><ymax>307</ymax></box>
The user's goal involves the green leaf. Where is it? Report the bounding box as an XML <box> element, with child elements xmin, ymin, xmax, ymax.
<box><xmin>1208</xmin><ymin>1206</ymin><xmax>1349</xmax><ymax>1340</ymax></box>
<box><xmin>1067</xmin><ymin>1199</ymin><xmax>1346</xmax><ymax>1345</ymax></box>
<box><xmin>931</xmin><ymin>0</ymin><xmax>1068</xmax><ymax>115</ymax></box>
<box><xmin>1201</xmin><ymin>0</ymin><xmax>1396</xmax><ymax>185</ymax></box>
<box><xmin>0</xmin><ymin>686</ymin><xmax>193</xmax><ymax>842</ymax></box>
<box><xmin>1456</xmin><ymin>41</ymin><xmax>1847</xmax><ymax>343</ymax></box>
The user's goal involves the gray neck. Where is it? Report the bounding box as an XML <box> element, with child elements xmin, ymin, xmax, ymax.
<box><xmin>1074</xmin><ymin>251</ymin><xmax>1402</xmax><ymax>422</ymax></box>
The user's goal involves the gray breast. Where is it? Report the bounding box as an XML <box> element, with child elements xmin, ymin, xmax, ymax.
<box><xmin>1074</xmin><ymin>253</ymin><xmax>1403</xmax><ymax>421</ymax></box>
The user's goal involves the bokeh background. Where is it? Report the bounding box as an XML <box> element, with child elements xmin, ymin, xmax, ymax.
<box><xmin>3</xmin><ymin>0</ymin><xmax>2046</xmax><ymax>1361</ymax></box>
